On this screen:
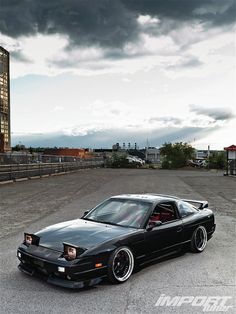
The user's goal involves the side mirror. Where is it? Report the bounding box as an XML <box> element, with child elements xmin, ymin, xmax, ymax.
<box><xmin>147</xmin><ymin>220</ymin><xmax>162</xmax><ymax>231</ymax></box>
<box><xmin>81</xmin><ymin>209</ymin><xmax>90</xmax><ymax>218</ymax></box>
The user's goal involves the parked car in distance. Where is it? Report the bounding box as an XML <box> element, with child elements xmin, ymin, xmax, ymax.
<box><xmin>126</xmin><ymin>155</ymin><xmax>145</xmax><ymax>166</ymax></box>
<box><xmin>188</xmin><ymin>159</ymin><xmax>206</xmax><ymax>168</ymax></box>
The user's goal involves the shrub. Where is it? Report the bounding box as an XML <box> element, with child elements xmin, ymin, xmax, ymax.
<box><xmin>108</xmin><ymin>154</ymin><xmax>139</xmax><ymax>168</ymax></box>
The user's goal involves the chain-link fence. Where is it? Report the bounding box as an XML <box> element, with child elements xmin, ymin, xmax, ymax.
<box><xmin>0</xmin><ymin>153</ymin><xmax>104</xmax><ymax>182</ymax></box>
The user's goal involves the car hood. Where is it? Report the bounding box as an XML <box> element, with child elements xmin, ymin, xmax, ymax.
<box><xmin>35</xmin><ymin>218</ymin><xmax>135</xmax><ymax>252</ymax></box>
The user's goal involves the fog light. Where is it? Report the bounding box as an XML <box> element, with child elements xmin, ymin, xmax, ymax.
<box><xmin>58</xmin><ymin>266</ymin><xmax>65</xmax><ymax>273</ymax></box>
<box><xmin>66</xmin><ymin>275</ymin><xmax>71</xmax><ymax>280</ymax></box>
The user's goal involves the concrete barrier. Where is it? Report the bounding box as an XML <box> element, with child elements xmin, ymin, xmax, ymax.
<box><xmin>0</xmin><ymin>159</ymin><xmax>104</xmax><ymax>183</ymax></box>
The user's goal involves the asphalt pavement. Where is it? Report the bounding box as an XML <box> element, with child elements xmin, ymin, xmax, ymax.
<box><xmin>0</xmin><ymin>169</ymin><xmax>235</xmax><ymax>314</ymax></box>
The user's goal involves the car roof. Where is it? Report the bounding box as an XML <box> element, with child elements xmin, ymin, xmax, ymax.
<box><xmin>111</xmin><ymin>193</ymin><xmax>180</xmax><ymax>203</ymax></box>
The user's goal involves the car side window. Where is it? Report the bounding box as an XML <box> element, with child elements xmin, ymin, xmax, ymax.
<box><xmin>149</xmin><ymin>202</ymin><xmax>177</xmax><ymax>224</ymax></box>
<box><xmin>178</xmin><ymin>201</ymin><xmax>197</xmax><ymax>217</ymax></box>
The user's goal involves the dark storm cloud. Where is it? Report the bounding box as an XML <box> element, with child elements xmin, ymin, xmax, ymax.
<box><xmin>0</xmin><ymin>0</ymin><xmax>138</xmax><ymax>48</ymax></box>
<box><xmin>124</xmin><ymin>0</ymin><xmax>236</xmax><ymax>27</ymax></box>
<box><xmin>189</xmin><ymin>105</ymin><xmax>235</xmax><ymax>121</ymax></box>
<box><xmin>0</xmin><ymin>0</ymin><xmax>235</xmax><ymax>50</ymax></box>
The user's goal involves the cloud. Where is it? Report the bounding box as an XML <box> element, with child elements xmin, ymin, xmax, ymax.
<box><xmin>125</xmin><ymin>0</ymin><xmax>236</xmax><ymax>28</ymax></box>
<box><xmin>10</xmin><ymin>50</ymin><xmax>32</xmax><ymax>63</ymax></box>
<box><xmin>0</xmin><ymin>0</ymin><xmax>139</xmax><ymax>49</ymax></box>
<box><xmin>167</xmin><ymin>56</ymin><xmax>203</xmax><ymax>69</ymax></box>
<box><xmin>148</xmin><ymin>116</ymin><xmax>182</xmax><ymax>126</ymax></box>
<box><xmin>0</xmin><ymin>0</ymin><xmax>235</xmax><ymax>51</ymax></box>
<box><xmin>189</xmin><ymin>105</ymin><xmax>235</xmax><ymax>121</ymax></box>
<box><xmin>12</xmin><ymin>124</ymin><xmax>217</xmax><ymax>149</ymax></box>
<box><xmin>1</xmin><ymin>0</ymin><xmax>234</xmax><ymax>77</ymax></box>
<box><xmin>13</xmin><ymin>102</ymin><xmax>230</xmax><ymax>148</ymax></box>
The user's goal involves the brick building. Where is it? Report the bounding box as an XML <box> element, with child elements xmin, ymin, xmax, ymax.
<box><xmin>0</xmin><ymin>46</ymin><xmax>10</xmax><ymax>152</ymax></box>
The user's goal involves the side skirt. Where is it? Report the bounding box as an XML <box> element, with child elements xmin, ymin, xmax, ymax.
<box><xmin>139</xmin><ymin>248</ymin><xmax>182</xmax><ymax>267</ymax></box>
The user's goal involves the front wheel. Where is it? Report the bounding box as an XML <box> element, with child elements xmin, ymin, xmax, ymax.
<box><xmin>191</xmin><ymin>225</ymin><xmax>208</xmax><ymax>253</ymax></box>
<box><xmin>107</xmin><ymin>246</ymin><xmax>134</xmax><ymax>284</ymax></box>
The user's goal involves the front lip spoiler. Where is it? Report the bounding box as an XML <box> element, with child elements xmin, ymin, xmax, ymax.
<box><xmin>18</xmin><ymin>262</ymin><xmax>105</xmax><ymax>289</ymax></box>
<box><xmin>47</xmin><ymin>274</ymin><xmax>104</xmax><ymax>289</ymax></box>
<box><xmin>18</xmin><ymin>263</ymin><xmax>35</xmax><ymax>276</ymax></box>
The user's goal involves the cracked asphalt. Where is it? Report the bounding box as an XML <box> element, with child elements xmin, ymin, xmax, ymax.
<box><xmin>0</xmin><ymin>169</ymin><xmax>235</xmax><ymax>313</ymax></box>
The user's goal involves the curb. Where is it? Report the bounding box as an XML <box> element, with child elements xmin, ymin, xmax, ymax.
<box><xmin>0</xmin><ymin>180</ymin><xmax>14</xmax><ymax>185</ymax></box>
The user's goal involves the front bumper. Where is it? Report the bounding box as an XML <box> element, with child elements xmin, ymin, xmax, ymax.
<box><xmin>17</xmin><ymin>247</ymin><xmax>107</xmax><ymax>289</ymax></box>
<box><xmin>18</xmin><ymin>263</ymin><xmax>104</xmax><ymax>288</ymax></box>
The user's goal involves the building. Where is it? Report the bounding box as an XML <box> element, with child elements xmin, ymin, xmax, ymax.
<box><xmin>224</xmin><ymin>145</ymin><xmax>236</xmax><ymax>176</ymax></box>
<box><xmin>145</xmin><ymin>147</ymin><xmax>161</xmax><ymax>164</ymax></box>
<box><xmin>0</xmin><ymin>46</ymin><xmax>10</xmax><ymax>152</ymax></box>
<box><xmin>43</xmin><ymin>148</ymin><xmax>93</xmax><ymax>159</ymax></box>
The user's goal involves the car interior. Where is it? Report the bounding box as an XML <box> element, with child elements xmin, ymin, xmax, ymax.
<box><xmin>149</xmin><ymin>202</ymin><xmax>177</xmax><ymax>224</ymax></box>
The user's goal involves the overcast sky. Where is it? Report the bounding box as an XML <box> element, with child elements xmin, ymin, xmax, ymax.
<box><xmin>0</xmin><ymin>0</ymin><xmax>235</xmax><ymax>149</ymax></box>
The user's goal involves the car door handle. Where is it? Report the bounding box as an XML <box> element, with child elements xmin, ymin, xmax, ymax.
<box><xmin>176</xmin><ymin>226</ymin><xmax>183</xmax><ymax>233</ymax></box>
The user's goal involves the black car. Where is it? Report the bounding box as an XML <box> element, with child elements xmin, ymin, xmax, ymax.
<box><xmin>17</xmin><ymin>194</ymin><xmax>215</xmax><ymax>289</ymax></box>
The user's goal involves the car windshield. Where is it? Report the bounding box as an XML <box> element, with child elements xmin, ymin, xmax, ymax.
<box><xmin>84</xmin><ymin>198</ymin><xmax>152</xmax><ymax>228</ymax></box>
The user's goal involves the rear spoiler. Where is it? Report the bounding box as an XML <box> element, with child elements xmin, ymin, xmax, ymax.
<box><xmin>147</xmin><ymin>193</ymin><xmax>208</xmax><ymax>209</ymax></box>
<box><xmin>182</xmin><ymin>199</ymin><xmax>208</xmax><ymax>209</ymax></box>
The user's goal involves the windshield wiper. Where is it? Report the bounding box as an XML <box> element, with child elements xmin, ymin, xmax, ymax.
<box><xmin>100</xmin><ymin>221</ymin><xmax>138</xmax><ymax>228</ymax></box>
<box><xmin>82</xmin><ymin>217</ymin><xmax>100</xmax><ymax>223</ymax></box>
<box><xmin>99</xmin><ymin>220</ymin><xmax>121</xmax><ymax>226</ymax></box>
<box><xmin>82</xmin><ymin>218</ymin><xmax>117</xmax><ymax>225</ymax></box>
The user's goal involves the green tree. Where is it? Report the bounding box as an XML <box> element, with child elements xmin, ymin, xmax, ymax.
<box><xmin>12</xmin><ymin>144</ymin><xmax>26</xmax><ymax>151</ymax></box>
<box><xmin>208</xmin><ymin>151</ymin><xmax>226</xmax><ymax>169</ymax></box>
<box><xmin>108</xmin><ymin>153</ymin><xmax>140</xmax><ymax>168</ymax></box>
<box><xmin>160</xmin><ymin>142</ymin><xmax>195</xmax><ymax>169</ymax></box>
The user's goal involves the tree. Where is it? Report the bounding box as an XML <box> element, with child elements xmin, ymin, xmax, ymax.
<box><xmin>108</xmin><ymin>153</ymin><xmax>140</xmax><ymax>168</ymax></box>
<box><xmin>12</xmin><ymin>144</ymin><xmax>26</xmax><ymax>151</ymax></box>
<box><xmin>160</xmin><ymin>142</ymin><xmax>195</xmax><ymax>169</ymax></box>
<box><xmin>208</xmin><ymin>151</ymin><xmax>226</xmax><ymax>169</ymax></box>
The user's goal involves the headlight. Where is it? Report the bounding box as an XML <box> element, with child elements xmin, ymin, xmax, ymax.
<box><xmin>24</xmin><ymin>234</ymin><xmax>32</xmax><ymax>245</ymax></box>
<box><xmin>24</xmin><ymin>233</ymin><xmax>40</xmax><ymax>246</ymax></box>
<box><xmin>63</xmin><ymin>243</ymin><xmax>79</xmax><ymax>261</ymax></box>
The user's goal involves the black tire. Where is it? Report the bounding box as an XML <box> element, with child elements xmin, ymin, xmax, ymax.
<box><xmin>190</xmin><ymin>225</ymin><xmax>208</xmax><ymax>253</ymax></box>
<box><xmin>107</xmin><ymin>246</ymin><xmax>134</xmax><ymax>284</ymax></box>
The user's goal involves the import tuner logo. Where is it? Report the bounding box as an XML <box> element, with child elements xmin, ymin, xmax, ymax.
<box><xmin>155</xmin><ymin>294</ymin><xmax>233</xmax><ymax>312</ymax></box>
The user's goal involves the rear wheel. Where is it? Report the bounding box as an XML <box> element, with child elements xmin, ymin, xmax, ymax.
<box><xmin>107</xmin><ymin>246</ymin><xmax>134</xmax><ymax>284</ymax></box>
<box><xmin>191</xmin><ymin>225</ymin><xmax>208</xmax><ymax>253</ymax></box>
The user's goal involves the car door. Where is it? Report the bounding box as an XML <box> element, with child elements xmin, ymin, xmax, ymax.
<box><xmin>144</xmin><ymin>201</ymin><xmax>183</xmax><ymax>257</ymax></box>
